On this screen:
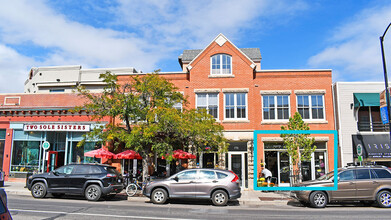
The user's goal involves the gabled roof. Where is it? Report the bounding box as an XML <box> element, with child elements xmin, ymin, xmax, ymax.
<box><xmin>179</xmin><ymin>48</ymin><xmax>261</xmax><ymax>63</ymax></box>
<box><xmin>178</xmin><ymin>34</ymin><xmax>261</xmax><ymax>69</ymax></box>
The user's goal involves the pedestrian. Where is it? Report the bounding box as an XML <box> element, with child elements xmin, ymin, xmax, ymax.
<box><xmin>175</xmin><ymin>160</ymin><xmax>183</xmax><ymax>173</ymax></box>
<box><xmin>261</xmin><ymin>166</ymin><xmax>272</xmax><ymax>187</ymax></box>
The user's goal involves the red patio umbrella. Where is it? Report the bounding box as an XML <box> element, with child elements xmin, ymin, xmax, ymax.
<box><xmin>172</xmin><ymin>149</ymin><xmax>196</xmax><ymax>160</ymax></box>
<box><xmin>115</xmin><ymin>150</ymin><xmax>142</xmax><ymax>160</ymax></box>
<box><xmin>84</xmin><ymin>148</ymin><xmax>116</xmax><ymax>159</ymax></box>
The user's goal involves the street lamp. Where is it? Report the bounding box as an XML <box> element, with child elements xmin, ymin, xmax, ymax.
<box><xmin>380</xmin><ymin>22</ymin><xmax>391</xmax><ymax>141</ymax></box>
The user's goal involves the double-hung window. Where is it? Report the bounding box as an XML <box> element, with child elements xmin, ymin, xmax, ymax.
<box><xmin>263</xmin><ymin>95</ymin><xmax>289</xmax><ymax>120</ymax></box>
<box><xmin>196</xmin><ymin>93</ymin><xmax>218</xmax><ymax>118</ymax></box>
<box><xmin>225</xmin><ymin>93</ymin><xmax>247</xmax><ymax>119</ymax></box>
<box><xmin>211</xmin><ymin>54</ymin><xmax>232</xmax><ymax>75</ymax></box>
<box><xmin>297</xmin><ymin>95</ymin><xmax>324</xmax><ymax>119</ymax></box>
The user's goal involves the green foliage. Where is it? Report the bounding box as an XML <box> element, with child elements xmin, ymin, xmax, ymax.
<box><xmin>280</xmin><ymin>112</ymin><xmax>316</xmax><ymax>166</ymax></box>
<box><xmin>74</xmin><ymin>71</ymin><xmax>228</xmax><ymax>161</ymax></box>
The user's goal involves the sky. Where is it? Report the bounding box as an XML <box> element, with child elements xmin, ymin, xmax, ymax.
<box><xmin>1</xmin><ymin>0</ymin><xmax>391</xmax><ymax>93</ymax></box>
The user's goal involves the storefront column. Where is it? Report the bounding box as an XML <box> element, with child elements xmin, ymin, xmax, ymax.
<box><xmin>4</xmin><ymin>129</ymin><xmax>13</xmax><ymax>181</ymax></box>
<box><xmin>247</xmin><ymin>140</ymin><xmax>254</xmax><ymax>190</ymax></box>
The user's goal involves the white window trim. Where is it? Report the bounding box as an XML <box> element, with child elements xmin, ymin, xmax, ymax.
<box><xmin>196</xmin><ymin>93</ymin><xmax>219</xmax><ymax>120</ymax></box>
<box><xmin>296</xmin><ymin>94</ymin><xmax>326</xmax><ymax>121</ymax></box>
<box><xmin>210</xmin><ymin>54</ymin><xmax>232</xmax><ymax>75</ymax></box>
<box><xmin>223</xmin><ymin>93</ymin><xmax>248</xmax><ymax>121</ymax></box>
<box><xmin>262</xmin><ymin>95</ymin><xmax>290</xmax><ymax>121</ymax></box>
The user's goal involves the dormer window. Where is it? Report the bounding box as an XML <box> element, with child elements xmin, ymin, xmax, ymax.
<box><xmin>211</xmin><ymin>54</ymin><xmax>231</xmax><ymax>75</ymax></box>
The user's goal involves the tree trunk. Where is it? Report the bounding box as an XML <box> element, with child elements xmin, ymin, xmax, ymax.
<box><xmin>142</xmin><ymin>157</ymin><xmax>149</xmax><ymax>182</ymax></box>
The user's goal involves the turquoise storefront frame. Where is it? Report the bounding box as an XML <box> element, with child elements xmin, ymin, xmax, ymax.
<box><xmin>253</xmin><ymin>130</ymin><xmax>338</xmax><ymax>191</ymax></box>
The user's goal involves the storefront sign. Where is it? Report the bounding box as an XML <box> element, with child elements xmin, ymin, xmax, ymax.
<box><xmin>24</xmin><ymin>124</ymin><xmax>90</xmax><ymax>132</ymax></box>
<box><xmin>352</xmin><ymin>134</ymin><xmax>391</xmax><ymax>158</ymax></box>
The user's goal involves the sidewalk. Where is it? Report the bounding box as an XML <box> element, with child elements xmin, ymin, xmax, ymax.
<box><xmin>1</xmin><ymin>178</ymin><xmax>292</xmax><ymax>206</ymax></box>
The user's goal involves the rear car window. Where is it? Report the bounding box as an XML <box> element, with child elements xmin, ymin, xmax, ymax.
<box><xmin>216</xmin><ymin>172</ymin><xmax>228</xmax><ymax>179</ymax></box>
<box><xmin>200</xmin><ymin>170</ymin><xmax>216</xmax><ymax>180</ymax></box>
<box><xmin>105</xmin><ymin>167</ymin><xmax>120</xmax><ymax>176</ymax></box>
<box><xmin>73</xmin><ymin>165</ymin><xmax>90</xmax><ymax>174</ymax></box>
<box><xmin>356</xmin><ymin>169</ymin><xmax>371</xmax><ymax>180</ymax></box>
<box><xmin>372</xmin><ymin>169</ymin><xmax>391</xmax><ymax>178</ymax></box>
<box><xmin>90</xmin><ymin>166</ymin><xmax>102</xmax><ymax>174</ymax></box>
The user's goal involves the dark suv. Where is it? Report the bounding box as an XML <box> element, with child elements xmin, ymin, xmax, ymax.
<box><xmin>26</xmin><ymin>164</ymin><xmax>124</xmax><ymax>201</ymax></box>
<box><xmin>292</xmin><ymin>165</ymin><xmax>391</xmax><ymax>208</ymax></box>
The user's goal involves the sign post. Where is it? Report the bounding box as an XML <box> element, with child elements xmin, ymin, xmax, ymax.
<box><xmin>357</xmin><ymin>144</ymin><xmax>363</xmax><ymax>165</ymax></box>
<box><xmin>41</xmin><ymin>141</ymin><xmax>50</xmax><ymax>173</ymax></box>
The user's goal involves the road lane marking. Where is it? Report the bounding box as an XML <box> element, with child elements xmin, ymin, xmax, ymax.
<box><xmin>10</xmin><ymin>209</ymin><xmax>202</xmax><ymax>220</ymax></box>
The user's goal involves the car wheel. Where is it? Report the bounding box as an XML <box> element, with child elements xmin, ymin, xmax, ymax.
<box><xmin>126</xmin><ymin>183</ymin><xmax>138</xmax><ymax>197</ymax></box>
<box><xmin>212</xmin><ymin>190</ymin><xmax>228</xmax><ymax>206</ymax></box>
<box><xmin>377</xmin><ymin>190</ymin><xmax>391</xmax><ymax>208</ymax></box>
<box><xmin>31</xmin><ymin>182</ymin><xmax>47</xmax><ymax>198</ymax></box>
<box><xmin>52</xmin><ymin>193</ymin><xmax>65</xmax><ymax>198</ymax></box>
<box><xmin>85</xmin><ymin>185</ymin><xmax>102</xmax><ymax>201</ymax></box>
<box><xmin>309</xmin><ymin>191</ymin><xmax>327</xmax><ymax>208</ymax></box>
<box><xmin>151</xmin><ymin>188</ymin><xmax>168</xmax><ymax>204</ymax></box>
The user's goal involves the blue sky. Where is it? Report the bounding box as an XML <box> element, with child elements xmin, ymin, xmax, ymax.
<box><xmin>0</xmin><ymin>0</ymin><xmax>391</xmax><ymax>93</ymax></box>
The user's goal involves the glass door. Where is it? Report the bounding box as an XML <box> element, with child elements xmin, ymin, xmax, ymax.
<box><xmin>228</xmin><ymin>152</ymin><xmax>247</xmax><ymax>188</ymax></box>
<box><xmin>278</xmin><ymin>152</ymin><xmax>290</xmax><ymax>186</ymax></box>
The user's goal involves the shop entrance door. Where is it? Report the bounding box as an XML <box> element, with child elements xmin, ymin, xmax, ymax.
<box><xmin>47</xmin><ymin>151</ymin><xmax>58</xmax><ymax>172</ymax></box>
<box><xmin>46</xmin><ymin>132</ymin><xmax>66</xmax><ymax>168</ymax></box>
<box><xmin>228</xmin><ymin>152</ymin><xmax>247</xmax><ymax>188</ymax></box>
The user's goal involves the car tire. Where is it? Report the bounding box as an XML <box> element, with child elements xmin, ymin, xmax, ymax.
<box><xmin>31</xmin><ymin>182</ymin><xmax>47</xmax><ymax>198</ymax></box>
<box><xmin>376</xmin><ymin>190</ymin><xmax>391</xmax><ymax>208</ymax></box>
<box><xmin>212</xmin><ymin>190</ymin><xmax>228</xmax><ymax>206</ymax></box>
<box><xmin>126</xmin><ymin>183</ymin><xmax>138</xmax><ymax>197</ymax></box>
<box><xmin>309</xmin><ymin>191</ymin><xmax>327</xmax><ymax>208</ymax></box>
<box><xmin>85</xmin><ymin>185</ymin><xmax>102</xmax><ymax>201</ymax></box>
<box><xmin>151</xmin><ymin>188</ymin><xmax>168</xmax><ymax>204</ymax></box>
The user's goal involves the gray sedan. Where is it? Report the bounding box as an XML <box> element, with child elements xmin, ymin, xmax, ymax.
<box><xmin>143</xmin><ymin>168</ymin><xmax>241</xmax><ymax>206</ymax></box>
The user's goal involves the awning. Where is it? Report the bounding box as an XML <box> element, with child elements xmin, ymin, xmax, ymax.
<box><xmin>352</xmin><ymin>134</ymin><xmax>391</xmax><ymax>158</ymax></box>
<box><xmin>353</xmin><ymin>93</ymin><xmax>380</xmax><ymax>107</ymax></box>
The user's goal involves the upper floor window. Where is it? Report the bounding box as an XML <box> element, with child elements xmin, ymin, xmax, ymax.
<box><xmin>196</xmin><ymin>93</ymin><xmax>218</xmax><ymax>118</ymax></box>
<box><xmin>225</xmin><ymin>93</ymin><xmax>247</xmax><ymax>119</ymax></box>
<box><xmin>211</xmin><ymin>54</ymin><xmax>231</xmax><ymax>75</ymax></box>
<box><xmin>263</xmin><ymin>95</ymin><xmax>289</xmax><ymax>120</ymax></box>
<box><xmin>297</xmin><ymin>95</ymin><xmax>324</xmax><ymax>120</ymax></box>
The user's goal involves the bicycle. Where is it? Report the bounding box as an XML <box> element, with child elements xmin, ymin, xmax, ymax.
<box><xmin>125</xmin><ymin>176</ymin><xmax>150</xmax><ymax>197</ymax></box>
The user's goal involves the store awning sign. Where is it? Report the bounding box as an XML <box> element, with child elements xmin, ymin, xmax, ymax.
<box><xmin>24</xmin><ymin>124</ymin><xmax>90</xmax><ymax>132</ymax></box>
<box><xmin>352</xmin><ymin>134</ymin><xmax>391</xmax><ymax>158</ymax></box>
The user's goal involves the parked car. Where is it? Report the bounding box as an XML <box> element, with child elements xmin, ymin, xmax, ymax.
<box><xmin>26</xmin><ymin>164</ymin><xmax>124</xmax><ymax>201</ymax></box>
<box><xmin>292</xmin><ymin>165</ymin><xmax>391</xmax><ymax>208</ymax></box>
<box><xmin>0</xmin><ymin>188</ymin><xmax>12</xmax><ymax>219</ymax></box>
<box><xmin>143</xmin><ymin>168</ymin><xmax>241</xmax><ymax>206</ymax></box>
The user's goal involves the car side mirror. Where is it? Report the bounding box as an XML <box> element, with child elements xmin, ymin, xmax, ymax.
<box><xmin>337</xmin><ymin>177</ymin><xmax>340</xmax><ymax>182</ymax></box>
<box><xmin>52</xmin><ymin>170</ymin><xmax>59</xmax><ymax>176</ymax></box>
<box><xmin>173</xmin><ymin>176</ymin><xmax>179</xmax><ymax>182</ymax></box>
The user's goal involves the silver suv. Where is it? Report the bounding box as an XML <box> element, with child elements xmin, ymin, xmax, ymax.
<box><xmin>292</xmin><ymin>165</ymin><xmax>391</xmax><ymax>208</ymax></box>
<box><xmin>143</xmin><ymin>168</ymin><xmax>241</xmax><ymax>206</ymax></box>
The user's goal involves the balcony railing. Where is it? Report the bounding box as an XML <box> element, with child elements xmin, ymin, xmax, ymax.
<box><xmin>357</xmin><ymin>121</ymin><xmax>390</xmax><ymax>132</ymax></box>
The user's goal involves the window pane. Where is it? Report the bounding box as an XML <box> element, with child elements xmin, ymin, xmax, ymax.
<box><xmin>226</xmin><ymin>107</ymin><xmax>234</xmax><ymax>118</ymax></box>
<box><xmin>209</xmin><ymin>107</ymin><xmax>218</xmax><ymax>118</ymax></box>
<box><xmin>373</xmin><ymin>169</ymin><xmax>391</xmax><ymax>178</ymax></box>
<box><xmin>356</xmin><ymin>169</ymin><xmax>371</xmax><ymax>179</ymax></box>
<box><xmin>237</xmin><ymin>107</ymin><xmax>246</xmax><ymax>118</ymax></box>
<box><xmin>200</xmin><ymin>170</ymin><xmax>216</xmax><ymax>180</ymax></box>
<box><xmin>209</xmin><ymin>93</ymin><xmax>218</xmax><ymax>106</ymax></box>
<box><xmin>197</xmin><ymin>94</ymin><xmax>207</xmax><ymax>107</ymax></box>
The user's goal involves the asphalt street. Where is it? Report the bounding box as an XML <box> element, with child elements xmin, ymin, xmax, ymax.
<box><xmin>7</xmin><ymin>194</ymin><xmax>391</xmax><ymax>220</ymax></box>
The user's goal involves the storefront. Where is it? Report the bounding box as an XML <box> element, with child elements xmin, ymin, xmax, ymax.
<box><xmin>352</xmin><ymin>134</ymin><xmax>391</xmax><ymax>166</ymax></box>
<box><xmin>9</xmin><ymin>123</ymin><xmax>100</xmax><ymax>178</ymax></box>
<box><xmin>264</xmin><ymin>142</ymin><xmax>328</xmax><ymax>186</ymax></box>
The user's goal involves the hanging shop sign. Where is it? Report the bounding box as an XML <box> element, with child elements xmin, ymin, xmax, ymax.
<box><xmin>24</xmin><ymin>124</ymin><xmax>90</xmax><ymax>132</ymax></box>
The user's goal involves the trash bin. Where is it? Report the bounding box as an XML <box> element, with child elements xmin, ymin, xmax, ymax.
<box><xmin>0</xmin><ymin>171</ymin><xmax>5</xmax><ymax>187</ymax></box>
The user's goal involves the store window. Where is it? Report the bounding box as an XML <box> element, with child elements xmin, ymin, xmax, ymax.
<box><xmin>211</xmin><ymin>54</ymin><xmax>232</xmax><ymax>75</ymax></box>
<box><xmin>67</xmin><ymin>132</ymin><xmax>101</xmax><ymax>164</ymax></box>
<box><xmin>357</xmin><ymin>106</ymin><xmax>384</xmax><ymax>131</ymax></box>
<box><xmin>197</xmin><ymin>93</ymin><xmax>218</xmax><ymax>118</ymax></box>
<box><xmin>11</xmin><ymin>130</ymin><xmax>43</xmax><ymax>173</ymax></box>
<box><xmin>225</xmin><ymin>93</ymin><xmax>247</xmax><ymax>119</ymax></box>
<box><xmin>263</xmin><ymin>95</ymin><xmax>289</xmax><ymax>120</ymax></box>
<box><xmin>297</xmin><ymin>95</ymin><xmax>324</xmax><ymax>120</ymax></box>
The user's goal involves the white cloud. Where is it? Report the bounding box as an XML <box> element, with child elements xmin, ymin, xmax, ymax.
<box><xmin>308</xmin><ymin>4</ymin><xmax>391</xmax><ymax>82</ymax></box>
<box><xmin>0</xmin><ymin>0</ymin><xmax>307</xmax><ymax>93</ymax></box>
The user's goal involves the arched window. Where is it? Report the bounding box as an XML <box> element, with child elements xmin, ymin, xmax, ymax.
<box><xmin>211</xmin><ymin>54</ymin><xmax>231</xmax><ymax>75</ymax></box>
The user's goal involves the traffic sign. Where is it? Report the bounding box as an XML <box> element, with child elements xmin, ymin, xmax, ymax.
<box><xmin>42</xmin><ymin>141</ymin><xmax>50</xmax><ymax>150</ymax></box>
<box><xmin>357</xmin><ymin>144</ymin><xmax>362</xmax><ymax>156</ymax></box>
<box><xmin>358</xmin><ymin>155</ymin><xmax>363</xmax><ymax>162</ymax></box>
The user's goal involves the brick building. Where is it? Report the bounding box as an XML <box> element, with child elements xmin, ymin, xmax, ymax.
<box><xmin>0</xmin><ymin>34</ymin><xmax>335</xmax><ymax>189</ymax></box>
